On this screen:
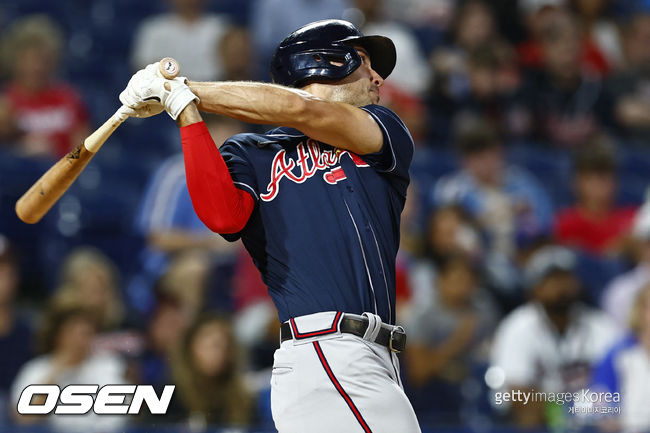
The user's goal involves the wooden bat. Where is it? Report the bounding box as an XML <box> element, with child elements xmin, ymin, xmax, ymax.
<box><xmin>15</xmin><ymin>57</ymin><xmax>180</xmax><ymax>224</ymax></box>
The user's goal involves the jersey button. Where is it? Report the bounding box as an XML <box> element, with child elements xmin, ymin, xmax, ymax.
<box><xmin>346</xmin><ymin>186</ymin><xmax>354</xmax><ymax>192</ymax></box>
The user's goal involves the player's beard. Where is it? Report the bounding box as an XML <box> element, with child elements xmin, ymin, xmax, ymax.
<box><xmin>328</xmin><ymin>82</ymin><xmax>378</xmax><ymax>107</ymax></box>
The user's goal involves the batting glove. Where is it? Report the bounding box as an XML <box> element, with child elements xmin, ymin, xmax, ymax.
<box><xmin>119</xmin><ymin>63</ymin><xmax>199</xmax><ymax>120</ymax></box>
<box><xmin>119</xmin><ymin>65</ymin><xmax>165</xmax><ymax>118</ymax></box>
<box><xmin>162</xmin><ymin>76</ymin><xmax>200</xmax><ymax>120</ymax></box>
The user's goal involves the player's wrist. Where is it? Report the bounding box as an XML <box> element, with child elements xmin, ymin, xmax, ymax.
<box><xmin>165</xmin><ymin>78</ymin><xmax>199</xmax><ymax>120</ymax></box>
<box><xmin>176</xmin><ymin>102</ymin><xmax>203</xmax><ymax>127</ymax></box>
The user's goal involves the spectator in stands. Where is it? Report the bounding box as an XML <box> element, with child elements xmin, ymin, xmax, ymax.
<box><xmin>169</xmin><ymin>313</ymin><xmax>255</xmax><ymax>428</ymax></box>
<box><xmin>11</xmin><ymin>303</ymin><xmax>127</xmax><ymax>432</ymax></box>
<box><xmin>131</xmin><ymin>0</ymin><xmax>231</xmax><ymax>81</ymax></box>
<box><xmin>351</xmin><ymin>0</ymin><xmax>430</xmax><ymax>96</ymax></box>
<box><xmin>127</xmin><ymin>116</ymin><xmax>243</xmax><ymax>313</ymax></box>
<box><xmin>136</xmin><ymin>291</ymin><xmax>186</xmax><ymax>416</ymax></box>
<box><xmin>407</xmin><ymin>205</ymin><xmax>482</xmax><ymax>315</ymax></box>
<box><xmin>50</xmin><ymin>246</ymin><xmax>147</xmax><ymax>361</ymax></box>
<box><xmin>429</xmin><ymin>0</ymin><xmax>499</xmax><ymax>92</ymax></box>
<box><xmin>517</xmin><ymin>10</ymin><xmax>606</xmax><ymax>147</ymax></box>
<box><xmin>405</xmin><ymin>253</ymin><xmax>497</xmax><ymax>423</ymax></box>
<box><xmin>606</xmin><ymin>13</ymin><xmax>650</xmax><ymax>145</ymax></box>
<box><xmin>433</xmin><ymin>118</ymin><xmax>553</xmax><ymax>290</ymax></box>
<box><xmin>52</xmin><ymin>247</ymin><xmax>125</xmax><ymax>332</ymax></box>
<box><xmin>156</xmin><ymin>250</ymin><xmax>214</xmax><ymax>322</ymax></box>
<box><xmin>428</xmin><ymin>1</ymin><xmax>504</xmax><ymax>141</ymax></box>
<box><xmin>0</xmin><ymin>236</ymin><xmax>32</xmax><ymax>411</ymax></box>
<box><xmin>489</xmin><ymin>246</ymin><xmax>620</xmax><ymax>428</ymax></box>
<box><xmin>430</xmin><ymin>40</ymin><xmax>526</xmax><ymax>142</ymax></box>
<box><xmin>424</xmin><ymin>205</ymin><xmax>482</xmax><ymax>265</ymax></box>
<box><xmin>0</xmin><ymin>15</ymin><xmax>90</xmax><ymax>158</ymax></box>
<box><xmin>442</xmin><ymin>0</ymin><xmax>498</xmax><ymax>55</ymax></box>
<box><xmin>591</xmin><ymin>282</ymin><xmax>650</xmax><ymax>432</ymax></box>
<box><xmin>601</xmin><ymin>195</ymin><xmax>650</xmax><ymax>328</ymax></box>
<box><xmin>516</xmin><ymin>2</ymin><xmax>610</xmax><ymax>76</ymax></box>
<box><xmin>554</xmin><ymin>141</ymin><xmax>636</xmax><ymax>256</ymax></box>
<box><xmin>218</xmin><ymin>26</ymin><xmax>255</xmax><ymax>82</ymax></box>
<box><xmin>569</xmin><ymin>0</ymin><xmax>623</xmax><ymax>71</ymax></box>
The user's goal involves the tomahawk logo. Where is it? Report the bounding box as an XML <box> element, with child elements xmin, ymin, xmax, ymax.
<box><xmin>17</xmin><ymin>385</ymin><xmax>175</xmax><ymax>415</ymax></box>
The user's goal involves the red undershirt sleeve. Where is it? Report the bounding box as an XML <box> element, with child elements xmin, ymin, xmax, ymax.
<box><xmin>180</xmin><ymin>121</ymin><xmax>255</xmax><ymax>234</ymax></box>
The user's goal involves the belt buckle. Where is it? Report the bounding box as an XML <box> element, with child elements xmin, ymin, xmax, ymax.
<box><xmin>389</xmin><ymin>325</ymin><xmax>405</xmax><ymax>353</ymax></box>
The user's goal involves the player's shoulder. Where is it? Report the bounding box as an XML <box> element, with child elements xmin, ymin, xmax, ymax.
<box><xmin>222</xmin><ymin>132</ymin><xmax>276</xmax><ymax>150</ymax></box>
<box><xmin>360</xmin><ymin>104</ymin><xmax>405</xmax><ymax>125</ymax></box>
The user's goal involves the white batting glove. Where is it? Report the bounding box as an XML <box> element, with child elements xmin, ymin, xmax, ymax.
<box><xmin>161</xmin><ymin>76</ymin><xmax>200</xmax><ymax>120</ymax></box>
<box><xmin>119</xmin><ymin>64</ymin><xmax>165</xmax><ymax>118</ymax></box>
<box><xmin>119</xmin><ymin>63</ymin><xmax>198</xmax><ymax>120</ymax></box>
<box><xmin>119</xmin><ymin>101</ymin><xmax>165</xmax><ymax>119</ymax></box>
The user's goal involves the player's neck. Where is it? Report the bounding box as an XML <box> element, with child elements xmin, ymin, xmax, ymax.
<box><xmin>301</xmin><ymin>83</ymin><xmax>368</xmax><ymax>107</ymax></box>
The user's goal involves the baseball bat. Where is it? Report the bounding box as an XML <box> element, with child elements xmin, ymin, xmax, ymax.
<box><xmin>15</xmin><ymin>58</ymin><xmax>180</xmax><ymax>224</ymax></box>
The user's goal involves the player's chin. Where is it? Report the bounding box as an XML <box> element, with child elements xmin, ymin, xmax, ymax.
<box><xmin>368</xmin><ymin>90</ymin><xmax>380</xmax><ymax>105</ymax></box>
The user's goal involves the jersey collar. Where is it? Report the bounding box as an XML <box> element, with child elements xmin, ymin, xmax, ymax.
<box><xmin>266</xmin><ymin>126</ymin><xmax>306</xmax><ymax>138</ymax></box>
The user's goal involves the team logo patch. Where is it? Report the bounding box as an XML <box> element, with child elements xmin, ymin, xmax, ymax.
<box><xmin>261</xmin><ymin>140</ymin><xmax>369</xmax><ymax>201</ymax></box>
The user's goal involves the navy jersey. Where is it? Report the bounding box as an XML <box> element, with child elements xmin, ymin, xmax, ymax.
<box><xmin>219</xmin><ymin>104</ymin><xmax>413</xmax><ymax>324</ymax></box>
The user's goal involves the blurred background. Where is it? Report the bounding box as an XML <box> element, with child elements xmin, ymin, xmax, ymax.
<box><xmin>1</xmin><ymin>0</ymin><xmax>650</xmax><ymax>432</ymax></box>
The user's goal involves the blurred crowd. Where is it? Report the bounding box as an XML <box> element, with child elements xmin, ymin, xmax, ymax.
<box><xmin>1</xmin><ymin>0</ymin><xmax>650</xmax><ymax>431</ymax></box>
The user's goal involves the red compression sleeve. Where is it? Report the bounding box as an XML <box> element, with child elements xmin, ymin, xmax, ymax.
<box><xmin>181</xmin><ymin>121</ymin><xmax>254</xmax><ymax>234</ymax></box>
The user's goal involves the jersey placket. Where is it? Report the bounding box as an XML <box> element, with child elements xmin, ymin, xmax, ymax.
<box><xmin>341</xmin><ymin>178</ymin><xmax>389</xmax><ymax>322</ymax></box>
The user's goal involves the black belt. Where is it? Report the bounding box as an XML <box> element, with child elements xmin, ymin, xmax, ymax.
<box><xmin>280</xmin><ymin>314</ymin><xmax>407</xmax><ymax>352</ymax></box>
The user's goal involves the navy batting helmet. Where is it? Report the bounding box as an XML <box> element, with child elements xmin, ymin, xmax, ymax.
<box><xmin>270</xmin><ymin>19</ymin><xmax>396</xmax><ymax>88</ymax></box>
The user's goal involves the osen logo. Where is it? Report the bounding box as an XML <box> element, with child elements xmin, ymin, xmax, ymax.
<box><xmin>17</xmin><ymin>385</ymin><xmax>175</xmax><ymax>415</ymax></box>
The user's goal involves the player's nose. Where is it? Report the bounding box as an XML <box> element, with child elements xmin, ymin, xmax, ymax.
<box><xmin>369</xmin><ymin>67</ymin><xmax>384</xmax><ymax>88</ymax></box>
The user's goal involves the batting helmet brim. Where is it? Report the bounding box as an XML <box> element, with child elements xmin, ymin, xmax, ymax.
<box><xmin>341</xmin><ymin>35</ymin><xmax>396</xmax><ymax>80</ymax></box>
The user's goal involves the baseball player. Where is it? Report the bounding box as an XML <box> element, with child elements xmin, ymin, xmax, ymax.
<box><xmin>120</xmin><ymin>19</ymin><xmax>421</xmax><ymax>433</ymax></box>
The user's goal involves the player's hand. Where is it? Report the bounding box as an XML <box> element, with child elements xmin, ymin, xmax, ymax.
<box><xmin>119</xmin><ymin>63</ymin><xmax>199</xmax><ymax>120</ymax></box>
<box><xmin>120</xmin><ymin>102</ymin><xmax>165</xmax><ymax>119</ymax></box>
<box><xmin>162</xmin><ymin>76</ymin><xmax>200</xmax><ymax>120</ymax></box>
<box><xmin>119</xmin><ymin>64</ymin><xmax>165</xmax><ymax>118</ymax></box>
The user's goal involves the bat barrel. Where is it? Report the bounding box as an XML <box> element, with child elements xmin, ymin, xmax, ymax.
<box><xmin>15</xmin><ymin>144</ymin><xmax>95</xmax><ymax>224</ymax></box>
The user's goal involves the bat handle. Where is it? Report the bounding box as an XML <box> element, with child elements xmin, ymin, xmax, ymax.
<box><xmin>83</xmin><ymin>106</ymin><xmax>130</xmax><ymax>153</ymax></box>
<box><xmin>114</xmin><ymin>105</ymin><xmax>132</xmax><ymax>123</ymax></box>
<box><xmin>82</xmin><ymin>57</ymin><xmax>179</xmax><ymax>153</ymax></box>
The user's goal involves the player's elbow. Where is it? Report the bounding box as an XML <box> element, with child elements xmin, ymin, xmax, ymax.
<box><xmin>195</xmin><ymin>206</ymin><xmax>248</xmax><ymax>234</ymax></box>
<box><xmin>211</xmin><ymin>224</ymin><xmax>244</xmax><ymax>235</ymax></box>
<box><xmin>196</xmin><ymin>192</ymin><xmax>253</xmax><ymax>235</ymax></box>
